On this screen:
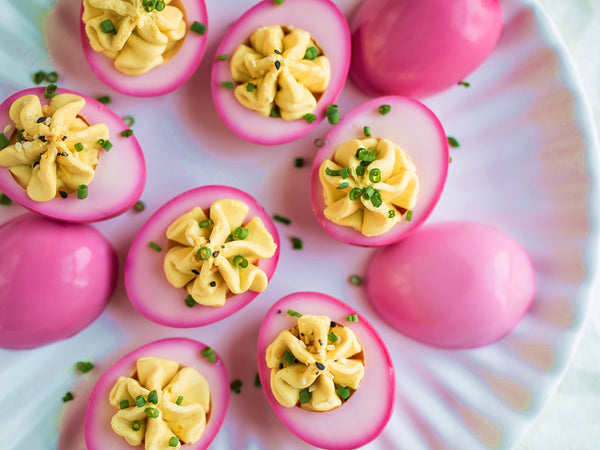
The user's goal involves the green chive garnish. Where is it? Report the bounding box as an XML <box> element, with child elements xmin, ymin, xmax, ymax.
<box><xmin>74</xmin><ymin>142</ymin><xmax>84</xmax><ymax>152</ymax></box>
<box><xmin>325</xmin><ymin>167</ymin><xmax>341</xmax><ymax>177</ymax></box>
<box><xmin>356</xmin><ymin>147</ymin><xmax>377</xmax><ymax>163</ymax></box>
<box><xmin>131</xmin><ymin>420</ymin><xmax>141</xmax><ymax>431</ymax></box>
<box><xmin>458</xmin><ymin>81</ymin><xmax>470</xmax><ymax>87</ymax></box>
<box><xmin>185</xmin><ymin>295</ymin><xmax>196</xmax><ymax>308</ymax></box>
<box><xmin>405</xmin><ymin>210</ymin><xmax>413</xmax><ymax>221</ymax></box>
<box><xmin>362</xmin><ymin>185</ymin><xmax>375</xmax><ymax>200</ymax></box>
<box><xmin>122</xmin><ymin>116</ymin><xmax>135</xmax><ymax>127</ymax></box>
<box><xmin>221</xmin><ymin>81</ymin><xmax>234</xmax><ymax>89</ymax></box>
<box><xmin>449</xmin><ymin>156</ymin><xmax>453</xmax><ymax>163</ymax></box>
<box><xmin>294</xmin><ymin>157</ymin><xmax>304</xmax><ymax>168</ymax></box>
<box><xmin>143</xmin><ymin>1</ymin><xmax>154</xmax><ymax>13</ymax></box>
<box><xmin>62</xmin><ymin>391</ymin><xmax>74</xmax><ymax>402</ymax></box>
<box><xmin>201</xmin><ymin>347</ymin><xmax>217</xmax><ymax>363</ymax></box>
<box><xmin>121</xmin><ymin>129</ymin><xmax>133</xmax><ymax>138</ymax></box>
<box><xmin>346</xmin><ymin>314</ymin><xmax>358</xmax><ymax>322</ymax></box>
<box><xmin>336</xmin><ymin>385</ymin><xmax>351</xmax><ymax>400</ymax></box>
<box><xmin>216</xmin><ymin>54</ymin><xmax>229</xmax><ymax>61</ymax></box>
<box><xmin>199</xmin><ymin>219</ymin><xmax>213</xmax><ymax>228</ymax></box>
<box><xmin>363</xmin><ymin>126</ymin><xmax>372</xmax><ymax>137</ymax></box>
<box><xmin>147</xmin><ymin>390</ymin><xmax>158</xmax><ymax>404</ymax></box>
<box><xmin>0</xmin><ymin>193</ymin><xmax>12</xmax><ymax>206</ymax></box>
<box><xmin>254</xmin><ymin>373</ymin><xmax>261</xmax><ymax>387</ymax></box>
<box><xmin>326</xmin><ymin>104</ymin><xmax>339</xmax><ymax>124</ymax></box>
<box><xmin>349</xmin><ymin>275</ymin><xmax>363</xmax><ymax>286</ymax></box>
<box><xmin>44</xmin><ymin>84</ymin><xmax>57</xmax><ymax>99</ymax></box>
<box><xmin>273</xmin><ymin>214</ymin><xmax>291</xmax><ymax>225</ymax></box>
<box><xmin>233</xmin><ymin>255</ymin><xmax>249</xmax><ymax>268</ymax></box>
<box><xmin>302</xmin><ymin>113</ymin><xmax>317</xmax><ymax>124</ymax></box>
<box><xmin>233</xmin><ymin>226</ymin><xmax>249</xmax><ymax>240</ymax></box>
<box><xmin>291</xmin><ymin>237</ymin><xmax>303</xmax><ymax>250</ymax></box>
<box><xmin>149</xmin><ymin>241</ymin><xmax>162</xmax><ymax>252</ymax></box>
<box><xmin>378</xmin><ymin>104</ymin><xmax>391</xmax><ymax>115</ymax></box>
<box><xmin>135</xmin><ymin>395</ymin><xmax>146</xmax><ymax>407</ymax></box>
<box><xmin>191</xmin><ymin>21</ymin><xmax>207</xmax><ymax>35</ymax></box>
<box><xmin>97</xmin><ymin>138</ymin><xmax>113</xmax><ymax>151</ymax></box>
<box><xmin>349</xmin><ymin>188</ymin><xmax>363</xmax><ymax>201</ymax></box>
<box><xmin>96</xmin><ymin>95</ymin><xmax>111</xmax><ymax>105</ymax></box>
<box><xmin>100</xmin><ymin>19</ymin><xmax>116</xmax><ymax>34</ymax></box>
<box><xmin>355</xmin><ymin>166</ymin><xmax>365</xmax><ymax>176</ymax></box>
<box><xmin>447</xmin><ymin>136</ymin><xmax>460</xmax><ymax>148</ymax></box>
<box><xmin>287</xmin><ymin>309</ymin><xmax>302</xmax><ymax>318</ymax></box>
<box><xmin>197</xmin><ymin>246</ymin><xmax>211</xmax><ymax>260</ymax></box>
<box><xmin>176</xmin><ymin>395</ymin><xmax>183</xmax><ymax>406</ymax></box>
<box><xmin>45</xmin><ymin>71</ymin><xmax>59</xmax><ymax>83</ymax></box>
<box><xmin>283</xmin><ymin>350</ymin><xmax>294</xmax><ymax>365</ymax></box>
<box><xmin>388</xmin><ymin>210</ymin><xmax>396</xmax><ymax>218</ymax></box>
<box><xmin>270</xmin><ymin>106</ymin><xmax>281</xmax><ymax>118</ymax></box>
<box><xmin>273</xmin><ymin>0</ymin><xmax>284</xmax><ymax>4</ymax></box>
<box><xmin>304</xmin><ymin>46</ymin><xmax>318</xmax><ymax>60</ymax></box>
<box><xmin>77</xmin><ymin>184</ymin><xmax>88</xmax><ymax>200</ymax></box>
<box><xmin>230</xmin><ymin>379</ymin><xmax>242</xmax><ymax>394</ymax></box>
<box><xmin>299</xmin><ymin>388</ymin><xmax>311</xmax><ymax>404</ymax></box>
<box><xmin>0</xmin><ymin>133</ymin><xmax>9</xmax><ymax>150</ymax></box>
<box><xmin>371</xmin><ymin>190</ymin><xmax>382</xmax><ymax>207</ymax></box>
<box><xmin>341</xmin><ymin>167</ymin><xmax>351</xmax><ymax>179</ymax></box>
<box><xmin>76</xmin><ymin>361</ymin><xmax>94</xmax><ymax>373</ymax></box>
<box><xmin>369</xmin><ymin>168</ymin><xmax>381</xmax><ymax>183</ymax></box>
<box><xmin>144</xmin><ymin>407</ymin><xmax>159</xmax><ymax>418</ymax></box>
<box><xmin>246</xmin><ymin>83</ymin><xmax>255</xmax><ymax>92</ymax></box>
<box><xmin>313</xmin><ymin>137</ymin><xmax>326</xmax><ymax>147</ymax></box>
<box><xmin>120</xmin><ymin>400</ymin><xmax>129</xmax><ymax>409</ymax></box>
<box><xmin>168</xmin><ymin>437</ymin><xmax>179</xmax><ymax>447</ymax></box>
<box><xmin>155</xmin><ymin>0</ymin><xmax>166</xmax><ymax>11</ymax></box>
<box><xmin>134</xmin><ymin>200</ymin><xmax>145</xmax><ymax>212</ymax></box>
<box><xmin>33</xmin><ymin>70</ymin><xmax>46</xmax><ymax>85</ymax></box>
<box><xmin>328</xmin><ymin>331</ymin><xmax>338</xmax><ymax>343</ymax></box>
<box><xmin>336</xmin><ymin>182</ymin><xmax>349</xmax><ymax>190</ymax></box>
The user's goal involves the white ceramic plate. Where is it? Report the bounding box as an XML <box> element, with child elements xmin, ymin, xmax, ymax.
<box><xmin>0</xmin><ymin>0</ymin><xmax>598</xmax><ymax>449</ymax></box>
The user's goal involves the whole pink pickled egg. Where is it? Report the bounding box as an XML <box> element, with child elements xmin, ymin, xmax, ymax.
<box><xmin>366</xmin><ymin>222</ymin><xmax>535</xmax><ymax>348</ymax></box>
<box><xmin>0</xmin><ymin>214</ymin><xmax>117</xmax><ymax>349</ymax></box>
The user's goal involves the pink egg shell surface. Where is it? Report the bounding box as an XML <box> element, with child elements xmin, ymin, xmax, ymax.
<box><xmin>0</xmin><ymin>87</ymin><xmax>146</xmax><ymax>223</ymax></box>
<box><xmin>257</xmin><ymin>292</ymin><xmax>395</xmax><ymax>449</ymax></box>
<box><xmin>366</xmin><ymin>222</ymin><xmax>536</xmax><ymax>349</ymax></box>
<box><xmin>80</xmin><ymin>0</ymin><xmax>209</xmax><ymax>97</ymax></box>
<box><xmin>350</xmin><ymin>0</ymin><xmax>502</xmax><ymax>98</ymax></box>
<box><xmin>0</xmin><ymin>214</ymin><xmax>117</xmax><ymax>350</ymax></box>
<box><xmin>125</xmin><ymin>185</ymin><xmax>281</xmax><ymax>328</ymax></box>
<box><xmin>211</xmin><ymin>0</ymin><xmax>350</xmax><ymax>145</ymax></box>
<box><xmin>85</xmin><ymin>338</ymin><xmax>229</xmax><ymax>449</ymax></box>
<box><xmin>310</xmin><ymin>95</ymin><xmax>448</xmax><ymax>247</ymax></box>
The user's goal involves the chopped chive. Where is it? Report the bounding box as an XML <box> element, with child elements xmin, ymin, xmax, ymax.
<box><xmin>246</xmin><ymin>83</ymin><xmax>255</xmax><ymax>92</ymax></box>
<box><xmin>168</xmin><ymin>437</ymin><xmax>180</xmax><ymax>447</ymax></box>
<box><xmin>196</xmin><ymin>246</ymin><xmax>211</xmax><ymax>260</ymax></box>
<box><xmin>371</xmin><ymin>189</ymin><xmax>382</xmax><ymax>207</ymax></box>
<box><xmin>148</xmin><ymin>241</ymin><xmax>162</xmax><ymax>252</ymax></box>
<box><xmin>349</xmin><ymin>188</ymin><xmax>363</xmax><ymax>201</ymax></box>
<box><xmin>328</xmin><ymin>331</ymin><xmax>338</xmax><ymax>343</ymax></box>
<box><xmin>147</xmin><ymin>390</ymin><xmax>158</xmax><ymax>404</ymax></box>
<box><xmin>199</xmin><ymin>218</ymin><xmax>214</xmax><ymax>228</ymax></box>
<box><xmin>144</xmin><ymin>407</ymin><xmax>159</xmax><ymax>418</ymax></box>
<box><xmin>349</xmin><ymin>275</ymin><xmax>363</xmax><ymax>286</ymax></box>
<box><xmin>119</xmin><ymin>399</ymin><xmax>129</xmax><ymax>409</ymax></box>
<box><xmin>176</xmin><ymin>395</ymin><xmax>184</xmax><ymax>405</ymax></box>
<box><xmin>96</xmin><ymin>95</ymin><xmax>111</xmax><ymax>105</ymax></box>
<box><xmin>287</xmin><ymin>309</ymin><xmax>302</xmax><ymax>318</ymax></box>
<box><xmin>356</xmin><ymin>147</ymin><xmax>377</xmax><ymax>163</ymax></box>
<box><xmin>291</xmin><ymin>237</ymin><xmax>303</xmax><ymax>250</ymax></box>
<box><xmin>233</xmin><ymin>255</ymin><xmax>249</xmax><ymax>268</ymax></box>
<box><xmin>97</xmin><ymin>138</ymin><xmax>113</xmax><ymax>151</ymax></box>
<box><xmin>388</xmin><ymin>209</ymin><xmax>396</xmax><ymax>218</ymax></box>
<box><xmin>59</xmin><ymin>190</ymin><xmax>68</xmax><ymax>199</ymax></box>
<box><xmin>77</xmin><ymin>184</ymin><xmax>88</xmax><ymax>200</ymax></box>
<box><xmin>33</xmin><ymin>70</ymin><xmax>46</xmax><ymax>85</ymax></box>
<box><xmin>304</xmin><ymin>46</ymin><xmax>318</xmax><ymax>60</ymax></box>
<box><xmin>62</xmin><ymin>391</ymin><xmax>74</xmax><ymax>402</ymax></box>
<box><xmin>378</xmin><ymin>104</ymin><xmax>391</xmax><ymax>115</ymax></box>
<box><xmin>299</xmin><ymin>388</ymin><xmax>311</xmax><ymax>404</ymax></box>
<box><xmin>369</xmin><ymin>168</ymin><xmax>381</xmax><ymax>183</ymax></box>
<box><xmin>405</xmin><ymin>210</ymin><xmax>413</xmax><ymax>222</ymax></box>
<box><xmin>122</xmin><ymin>116</ymin><xmax>135</xmax><ymax>127</ymax></box>
<box><xmin>201</xmin><ymin>347</ymin><xmax>217</xmax><ymax>363</ymax></box>
<box><xmin>184</xmin><ymin>295</ymin><xmax>196</xmax><ymax>308</ymax></box>
<box><xmin>363</xmin><ymin>126</ymin><xmax>372</xmax><ymax>137</ymax></box>
<box><xmin>302</xmin><ymin>113</ymin><xmax>317</xmax><ymax>124</ymax></box>
<box><xmin>74</xmin><ymin>142</ymin><xmax>84</xmax><ymax>152</ymax></box>
<box><xmin>121</xmin><ymin>129</ymin><xmax>133</xmax><ymax>138</ymax></box>
<box><xmin>340</xmin><ymin>167</ymin><xmax>351</xmax><ymax>179</ymax></box>
<box><xmin>313</xmin><ymin>137</ymin><xmax>326</xmax><ymax>148</ymax></box>
<box><xmin>134</xmin><ymin>200</ymin><xmax>145</xmax><ymax>212</ymax></box>
<box><xmin>254</xmin><ymin>373</ymin><xmax>261</xmax><ymax>387</ymax></box>
<box><xmin>45</xmin><ymin>71</ymin><xmax>59</xmax><ymax>83</ymax></box>
<box><xmin>346</xmin><ymin>314</ymin><xmax>358</xmax><ymax>322</ymax></box>
<box><xmin>221</xmin><ymin>81</ymin><xmax>234</xmax><ymax>89</ymax></box>
<box><xmin>447</xmin><ymin>136</ymin><xmax>460</xmax><ymax>148</ymax></box>
<box><xmin>233</xmin><ymin>226</ymin><xmax>249</xmax><ymax>240</ymax></box>
<box><xmin>449</xmin><ymin>156</ymin><xmax>453</xmax><ymax>163</ymax></box>
<box><xmin>273</xmin><ymin>0</ymin><xmax>284</xmax><ymax>4</ymax></box>
<box><xmin>76</xmin><ymin>361</ymin><xmax>94</xmax><ymax>373</ymax></box>
<box><xmin>135</xmin><ymin>395</ymin><xmax>146</xmax><ymax>407</ymax></box>
<box><xmin>458</xmin><ymin>80</ymin><xmax>470</xmax><ymax>87</ymax></box>
<box><xmin>191</xmin><ymin>21</ymin><xmax>207</xmax><ymax>35</ymax></box>
<box><xmin>131</xmin><ymin>420</ymin><xmax>141</xmax><ymax>431</ymax></box>
<box><xmin>155</xmin><ymin>0</ymin><xmax>165</xmax><ymax>11</ymax></box>
<box><xmin>362</xmin><ymin>185</ymin><xmax>375</xmax><ymax>200</ymax></box>
<box><xmin>100</xmin><ymin>19</ymin><xmax>116</xmax><ymax>34</ymax></box>
<box><xmin>143</xmin><ymin>1</ymin><xmax>155</xmax><ymax>12</ymax></box>
<box><xmin>216</xmin><ymin>54</ymin><xmax>229</xmax><ymax>61</ymax></box>
<box><xmin>326</xmin><ymin>104</ymin><xmax>339</xmax><ymax>125</ymax></box>
<box><xmin>355</xmin><ymin>166</ymin><xmax>365</xmax><ymax>176</ymax></box>
<box><xmin>230</xmin><ymin>379</ymin><xmax>242</xmax><ymax>394</ymax></box>
<box><xmin>337</xmin><ymin>182</ymin><xmax>349</xmax><ymax>190</ymax></box>
<box><xmin>336</xmin><ymin>385</ymin><xmax>350</xmax><ymax>400</ymax></box>
<box><xmin>0</xmin><ymin>193</ymin><xmax>12</xmax><ymax>205</ymax></box>
<box><xmin>270</xmin><ymin>106</ymin><xmax>281</xmax><ymax>118</ymax></box>
<box><xmin>273</xmin><ymin>214</ymin><xmax>291</xmax><ymax>225</ymax></box>
<box><xmin>294</xmin><ymin>157</ymin><xmax>304</xmax><ymax>168</ymax></box>
<box><xmin>44</xmin><ymin>84</ymin><xmax>57</xmax><ymax>99</ymax></box>
<box><xmin>283</xmin><ymin>350</ymin><xmax>294</xmax><ymax>365</ymax></box>
<box><xmin>0</xmin><ymin>133</ymin><xmax>9</xmax><ymax>150</ymax></box>
<box><xmin>325</xmin><ymin>167</ymin><xmax>341</xmax><ymax>177</ymax></box>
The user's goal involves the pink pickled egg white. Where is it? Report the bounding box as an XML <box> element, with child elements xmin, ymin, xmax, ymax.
<box><xmin>350</xmin><ymin>0</ymin><xmax>502</xmax><ymax>98</ymax></box>
<box><xmin>310</xmin><ymin>96</ymin><xmax>448</xmax><ymax>247</ymax></box>
<box><xmin>257</xmin><ymin>292</ymin><xmax>395</xmax><ymax>449</ymax></box>
<box><xmin>0</xmin><ymin>87</ymin><xmax>146</xmax><ymax>223</ymax></box>
<box><xmin>0</xmin><ymin>214</ymin><xmax>117</xmax><ymax>349</ymax></box>
<box><xmin>366</xmin><ymin>222</ymin><xmax>535</xmax><ymax>349</ymax></box>
<box><xmin>80</xmin><ymin>1</ymin><xmax>209</xmax><ymax>96</ymax></box>
<box><xmin>125</xmin><ymin>185</ymin><xmax>280</xmax><ymax>327</ymax></box>
<box><xmin>85</xmin><ymin>338</ymin><xmax>229</xmax><ymax>449</ymax></box>
<box><xmin>211</xmin><ymin>0</ymin><xmax>350</xmax><ymax>144</ymax></box>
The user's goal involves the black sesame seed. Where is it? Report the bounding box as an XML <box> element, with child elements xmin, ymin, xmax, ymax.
<box><xmin>274</xmin><ymin>60</ymin><xmax>281</xmax><ymax>70</ymax></box>
<box><xmin>39</xmin><ymin>136</ymin><xmax>46</xmax><ymax>142</ymax></box>
<box><xmin>274</xmin><ymin>49</ymin><xmax>282</xmax><ymax>55</ymax></box>
<box><xmin>277</xmin><ymin>310</ymin><xmax>281</xmax><ymax>314</ymax></box>
<box><xmin>59</xmin><ymin>190</ymin><xmax>68</xmax><ymax>199</ymax></box>
<box><xmin>62</xmin><ymin>136</ymin><xmax>67</xmax><ymax>141</ymax></box>
<box><xmin>279</xmin><ymin>363</ymin><xmax>283</xmax><ymax>369</ymax></box>
<box><xmin>221</xmin><ymin>245</ymin><xmax>225</xmax><ymax>249</ymax></box>
<box><xmin>209</xmin><ymin>281</ymin><xmax>216</xmax><ymax>287</ymax></box>
<box><xmin>316</xmin><ymin>362</ymin><xmax>325</xmax><ymax>370</ymax></box>
<box><xmin>36</xmin><ymin>117</ymin><xmax>46</xmax><ymax>123</ymax></box>
<box><xmin>191</xmin><ymin>269</ymin><xmax>199</xmax><ymax>275</ymax></box>
<box><xmin>330</xmin><ymin>321</ymin><xmax>336</xmax><ymax>327</ymax></box>
<box><xmin>212</xmin><ymin>251</ymin><xmax>220</xmax><ymax>258</ymax></box>
<box><xmin>318</xmin><ymin>339</ymin><xmax>323</xmax><ymax>346</ymax></box>
<box><xmin>33</xmin><ymin>161</ymin><xmax>39</xmax><ymax>168</ymax></box>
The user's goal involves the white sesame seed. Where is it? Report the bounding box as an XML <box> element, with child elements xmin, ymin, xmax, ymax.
<box><xmin>301</xmin><ymin>378</ymin><xmax>306</xmax><ymax>385</ymax></box>
<box><xmin>187</xmin><ymin>236</ymin><xmax>194</xmax><ymax>246</ymax></box>
<box><xmin>328</xmin><ymin>397</ymin><xmax>337</xmax><ymax>405</ymax></box>
<box><xmin>251</xmin><ymin>59</ymin><xmax>256</xmax><ymax>67</ymax></box>
<box><xmin>340</xmin><ymin>357</ymin><xmax>347</xmax><ymax>364</ymax></box>
<box><xmin>15</xmin><ymin>142</ymin><xmax>23</xmax><ymax>152</ymax></box>
<box><xmin>308</xmin><ymin>384</ymin><xmax>317</xmax><ymax>392</ymax></box>
<box><xmin>23</xmin><ymin>142</ymin><xmax>32</xmax><ymax>150</ymax></box>
<box><xmin>45</xmin><ymin>117</ymin><xmax>52</xmax><ymax>126</ymax></box>
<box><xmin>326</xmin><ymin>345</ymin><xmax>335</xmax><ymax>351</ymax></box>
<box><xmin>268</xmin><ymin>97</ymin><xmax>274</xmax><ymax>103</ymax></box>
<box><xmin>3</xmin><ymin>124</ymin><xmax>12</xmax><ymax>134</ymax></box>
<box><xmin>26</xmin><ymin>115</ymin><xmax>36</xmax><ymax>121</ymax></box>
<box><xmin>52</xmin><ymin>147</ymin><xmax>58</xmax><ymax>154</ymax></box>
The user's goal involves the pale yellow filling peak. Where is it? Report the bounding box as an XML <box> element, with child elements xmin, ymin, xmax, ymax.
<box><xmin>319</xmin><ymin>138</ymin><xmax>419</xmax><ymax>237</ymax></box>
<box><xmin>0</xmin><ymin>94</ymin><xmax>108</xmax><ymax>202</ymax></box>
<box><xmin>265</xmin><ymin>315</ymin><xmax>364</xmax><ymax>412</ymax></box>
<box><xmin>109</xmin><ymin>357</ymin><xmax>210</xmax><ymax>449</ymax></box>
<box><xmin>83</xmin><ymin>0</ymin><xmax>186</xmax><ymax>76</ymax></box>
<box><xmin>163</xmin><ymin>199</ymin><xmax>278</xmax><ymax>307</ymax></box>
<box><xmin>230</xmin><ymin>25</ymin><xmax>331</xmax><ymax>120</ymax></box>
